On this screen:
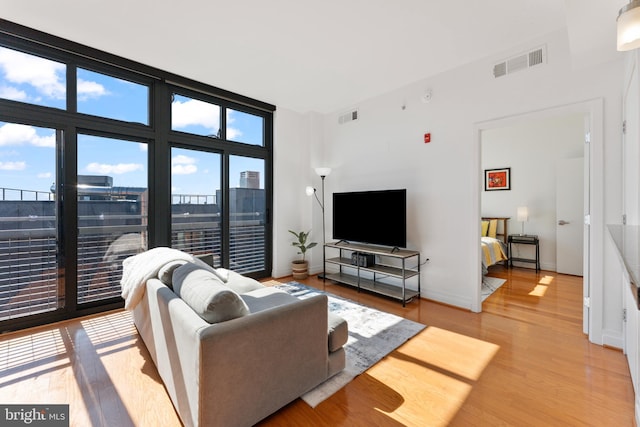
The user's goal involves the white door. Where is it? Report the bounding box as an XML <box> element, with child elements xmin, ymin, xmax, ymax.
<box><xmin>556</xmin><ymin>158</ymin><xmax>583</xmax><ymax>276</ymax></box>
<box><xmin>624</xmin><ymin>62</ymin><xmax>640</xmax><ymax>226</ymax></box>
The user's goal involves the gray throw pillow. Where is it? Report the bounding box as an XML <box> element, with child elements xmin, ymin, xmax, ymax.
<box><xmin>157</xmin><ymin>259</ymin><xmax>188</xmax><ymax>287</ymax></box>
<box><xmin>172</xmin><ymin>262</ymin><xmax>249</xmax><ymax>323</ymax></box>
<box><xmin>220</xmin><ymin>269</ymin><xmax>264</xmax><ymax>294</ymax></box>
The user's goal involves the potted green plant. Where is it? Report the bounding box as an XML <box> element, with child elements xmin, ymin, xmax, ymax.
<box><xmin>288</xmin><ymin>229</ymin><xmax>317</xmax><ymax>279</ymax></box>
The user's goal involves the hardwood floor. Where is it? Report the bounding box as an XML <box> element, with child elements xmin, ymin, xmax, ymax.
<box><xmin>0</xmin><ymin>267</ymin><xmax>635</xmax><ymax>426</ymax></box>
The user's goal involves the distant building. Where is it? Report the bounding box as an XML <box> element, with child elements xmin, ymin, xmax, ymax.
<box><xmin>239</xmin><ymin>171</ymin><xmax>260</xmax><ymax>189</ymax></box>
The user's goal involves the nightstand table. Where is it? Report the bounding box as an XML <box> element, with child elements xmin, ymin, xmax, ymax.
<box><xmin>508</xmin><ymin>234</ymin><xmax>540</xmax><ymax>271</ymax></box>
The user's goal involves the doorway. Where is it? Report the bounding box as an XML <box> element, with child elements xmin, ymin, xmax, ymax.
<box><xmin>474</xmin><ymin>100</ymin><xmax>604</xmax><ymax>343</ymax></box>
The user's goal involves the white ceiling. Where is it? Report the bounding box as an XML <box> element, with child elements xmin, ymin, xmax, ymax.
<box><xmin>0</xmin><ymin>0</ymin><xmax>628</xmax><ymax>113</ymax></box>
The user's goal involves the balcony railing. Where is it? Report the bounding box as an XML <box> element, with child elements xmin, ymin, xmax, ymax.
<box><xmin>0</xmin><ymin>210</ymin><xmax>265</xmax><ymax>322</ymax></box>
<box><xmin>0</xmin><ymin>187</ymin><xmax>55</xmax><ymax>201</ymax></box>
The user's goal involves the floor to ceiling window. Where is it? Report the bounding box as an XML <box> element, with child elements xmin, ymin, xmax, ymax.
<box><xmin>229</xmin><ymin>155</ymin><xmax>266</xmax><ymax>273</ymax></box>
<box><xmin>0</xmin><ymin>21</ymin><xmax>274</xmax><ymax>331</ymax></box>
<box><xmin>76</xmin><ymin>134</ymin><xmax>148</xmax><ymax>305</ymax></box>
<box><xmin>0</xmin><ymin>123</ymin><xmax>62</xmax><ymax>321</ymax></box>
<box><xmin>171</xmin><ymin>147</ymin><xmax>222</xmax><ymax>265</ymax></box>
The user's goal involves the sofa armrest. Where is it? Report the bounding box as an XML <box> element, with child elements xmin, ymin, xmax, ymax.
<box><xmin>135</xmin><ymin>279</ymin><xmax>330</xmax><ymax>427</ymax></box>
<box><xmin>197</xmin><ymin>293</ymin><xmax>329</xmax><ymax>426</ymax></box>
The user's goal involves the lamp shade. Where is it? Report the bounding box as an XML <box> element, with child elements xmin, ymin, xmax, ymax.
<box><xmin>305</xmin><ymin>186</ymin><xmax>315</xmax><ymax>196</ymax></box>
<box><xmin>618</xmin><ymin>1</ymin><xmax>640</xmax><ymax>51</ymax></box>
<box><xmin>517</xmin><ymin>206</ymin><xmax>529</xmax><ymax>222</ymax></box>
<box><xmin>314</xmin><ymin>167</ymin><xmax>332</xmax><ymax>177</ymax></box>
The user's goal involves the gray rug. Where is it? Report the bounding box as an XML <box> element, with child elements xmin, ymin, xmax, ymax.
<box><xmin>275</xmin><ymin>281</ymin><xmax>426</xmax><ymax>408</ymax></box>
<box><xmin>482</xmin><ymin>276</ymin><xmax>506</xmax><ymax>301</ymax></box>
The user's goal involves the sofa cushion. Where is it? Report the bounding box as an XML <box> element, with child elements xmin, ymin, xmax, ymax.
<box><xmin>172</xmin><ymin>262</ymin><xmax>249</xmax><ymax>323</ymax></box>
<box><xmin>220</xmin><ymin>269</ymin><xmax>264</xmax><ymax>294</ymax></box>
<box><xmin>328</xmin><ymin>312</ymin><xmax>348</xmax><ymax>352</ymax></box>
<box><xmin>157</xmin><ymin>259</ymin><xmax>189</xmax><ymax>287</ymax></box>
<box><xmin>191</xmin><ymin>257</ymin><xmax>230</xmax><ymax>283</ymax></box>
<box><xmin>240</xmin><ymin>287</ymin><xmax>300</xmax><ymax>313</ymax></box>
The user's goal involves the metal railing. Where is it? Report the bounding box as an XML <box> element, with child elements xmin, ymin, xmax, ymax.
<box><xmin>0</xmin><ymin>187</ymin><xmax>55</xmax><ymax>201</ymax></box>
<box><xmin>0</xmin><ymin>211</ymin><xmax>265</xmax><ymax>321</ymax></box>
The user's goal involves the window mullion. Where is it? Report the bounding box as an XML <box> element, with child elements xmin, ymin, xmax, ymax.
<box><xmin>67</xmin><ymin>63</ymin><xmax>77</xmax><ymax>113</ymax></box>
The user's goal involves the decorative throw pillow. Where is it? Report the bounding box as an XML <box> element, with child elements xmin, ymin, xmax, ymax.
<box><xmin>157</xmin><ymin>259</ymin><xmax>188</xmax><ymax>287</ymax></box>
<box><xmin>195</xmin><ymin>253</ymin><xmax>215</xmax><ymax>267</ymax></box>
<box><xmin>191</xmin><ymin>256</ymin><xmax>229</xmax><ymax>283</ymax></box>
<box><xmin>481</xmin><ymin>220</ymin><xmax>489</xmax><ymax>236</ymax></box>
<box><xmin>172</xmin><ymin>262</ymin><xmax>249</xmax><ymax>323</ymax></box>
<box><xmin>488</xmin><ymin>219</ymin><xmax>498</xmax><ymax>238</ymax></box>
<box><xmin>221</xmin><ymin>269</ymin><xmax>264</xmax><ymax>294</ymax></box>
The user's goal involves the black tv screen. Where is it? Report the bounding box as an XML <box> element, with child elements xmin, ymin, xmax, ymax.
<box><xmin>332</xmin><ymin>189</ymin><xmax>406</xmax><ymax>248</ymax></box>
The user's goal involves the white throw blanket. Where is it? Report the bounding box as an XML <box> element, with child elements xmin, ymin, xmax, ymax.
<box><xmin>120</xmin><ymin>247</ymin><xmax>195</xmax><ymax>310</ymax></box>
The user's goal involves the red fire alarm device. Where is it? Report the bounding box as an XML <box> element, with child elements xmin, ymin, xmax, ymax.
<box><xmin>424</xmin><ymin>133</ymin><xmax>431</xmax><ymax>143</ymax></box>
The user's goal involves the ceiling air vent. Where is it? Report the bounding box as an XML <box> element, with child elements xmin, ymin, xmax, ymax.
<box><xmin>493</xmin><ymin>62</ymin><xmax>507</xmax><ymax>78</ymax></box>
<box><xmin>493</xmin><ymin>45</ymin><xmax>546</xmax><ymax>79</ymax></box>
<box><xmin>338</xmin><ymin>109</ymin><xmax>358</xmax><ymax>124</ymax></box>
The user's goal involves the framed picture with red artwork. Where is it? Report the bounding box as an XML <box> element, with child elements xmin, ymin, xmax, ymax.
<box><xmin>484</xmin><ymin>167</ymin><xmax>511</xmax><ymax>191</ymax></box>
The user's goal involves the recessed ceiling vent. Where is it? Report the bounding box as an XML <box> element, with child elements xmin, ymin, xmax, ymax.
<box><xmin>493</xmin><ymin>45</ymin><xmax>546</xmax><ymax>78</ymax></box>
<box><xmin>338</xmin><ymin>109</ymin><xmax>358</xmax><ymax>124</ymax></box>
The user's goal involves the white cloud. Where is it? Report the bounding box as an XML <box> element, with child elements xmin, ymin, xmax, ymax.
<box><xmin>30</xmin><ymin>134</ymin><xmax>55</xmax><ymax>147</ymax></box>
<box><xmin>0</xmin><ymin>161</ymin><xmax>26</xmax><ymax>171</ymax></box>
<box><xmin>224</xmin><ymin>110</ymin><xmax>243</xmax><ymax>140</ymax></box>
<box><xmin>37</xmin><ymin>172</ymin><xmax>52</xmax><ymax>179</ymax></box>
<box><xmin>171</xmin><ymin>154</ymin><xmax>198</xmax><ymax>175</ymax></box>
<box><xmin>86</xmin><ymin>162</ymin><xmax>143</xmax><ymax>174</ymax></box>
<box><xmin>226</xmin><ymin>109</ymin><xmax>235</xmax><ymax>124</ymax></box>
<box><xmin>0</xmin><ymin>85</ymin><xmax>27</xmax><ymax>101</ymax></box>
<box><xmin>172</xmin><ymin>98</ymin><xmax>220</xmax><ymax>133</ymax></box>
<box><xmin>172</xmin><ymin>164</ymin><xmax>197</xmax><ymax>175</ymax></box>
<box><xmin>172</xmin><ymin>154</ymin><xmax>196</xmax><ymax>165</ymax></box>
<box><xmin>0</xmin><ymin>123</ymin><xmax>55</xmax><ymax>148</ymax></box>
<box><xmin>139</xmin><ymin>144</ymin><xmax>148</xmax><ymax>152</ymax></box>
<box><xmin>77</xmin><ymin>78</ymin><xmax>108</xmax><ymax>101</ymax></box>
<box><xmin>0</xmin><ymin>47</ymin><xmax>65</xmax><ymax>99</ymax></box>
<box><xmin>227</xmin><ymin>127</ymin><xmax>242</xmax><ymax>140</ymax></box>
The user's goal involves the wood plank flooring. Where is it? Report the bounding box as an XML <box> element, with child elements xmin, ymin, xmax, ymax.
<box><xmin>0</xmin><ymin>267</ymin><xmax>635</xmax><ymax>426</ymax></box>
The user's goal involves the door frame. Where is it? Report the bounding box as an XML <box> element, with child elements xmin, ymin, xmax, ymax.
<box><xmin>473</xmin><ymin>99</ymin><xmax>604</xmax><ymax>344</ymax></box>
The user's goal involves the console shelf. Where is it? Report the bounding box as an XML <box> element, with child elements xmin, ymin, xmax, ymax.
<box><xmin>323</xmin><ymin>242</ymin><xmax>421</xmax><ymax>306</ymax></box>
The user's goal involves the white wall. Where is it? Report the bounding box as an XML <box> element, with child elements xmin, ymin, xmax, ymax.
<box><xmin>272</xmin><ymin>109</ymin><xmax>330</xmax><ymax>278</ymax></box>
<box><xmin>273</xmin><ymin>29</ymin><xmax>624</xmax><ymax>343</ymax></box>
<box><xmin>290</xmin><ymin>29</ymin><xmax>624</xmax><ymax>341</ymax></box>
<box><xmin>272</xmin><ymin>108</ymin><xmax>313</xmax><ymax>278</ymax></box>
<box><xmin>481</xmin><ymin>114</ymin><xmax>585</xmax><ymax>271</ymax></box>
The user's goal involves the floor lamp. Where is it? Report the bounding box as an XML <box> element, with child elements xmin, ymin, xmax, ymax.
<box><xmin>306</xmin><ymin>167</ymin><xmax>331</xmax><ymax>280</ymax></box>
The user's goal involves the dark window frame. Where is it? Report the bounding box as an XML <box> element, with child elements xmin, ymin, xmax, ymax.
<box><xmin>0</xmin><ymin>19</ymin><xmax>274</xmax><ymax>332</ymax></box>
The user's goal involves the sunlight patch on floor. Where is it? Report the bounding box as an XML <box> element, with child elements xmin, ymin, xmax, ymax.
<box><xmin>367</xmin><ymin>326</ymin><xmax>499</xmax><ymax>426</ymax></box>
<box><xmin>529</xmin><ymin>284</ymin><xmax>548</xmax><ymax>297</ymax></box>
<box><xmin>0</xmin><ymin>329</ymin><xmax>69</xmax><ymax>396</ymax></box>
<box><xmin>528</xmin><ymin>276</ymin><xmax>553</xmax><ymax>296</ymax></box>
<box><xmin>538</xmin><ymin>275</ymin><xmax>554</xmax><ymax>285</ymax></box>
<box><xmin>81</xmin><ymin>311</ymin><xmax>136</xmax><ymax>354</ymax></box>
<box><xmin>0</xmin><ymin>329</ymin><xmax>67</xmax><ymax>372</ymax></box>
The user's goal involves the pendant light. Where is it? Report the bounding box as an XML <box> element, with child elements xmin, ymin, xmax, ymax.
<box><xmin>618</xmin><ymin>1</ymin><xmax>640</xmax><ymax>51</ymax></box>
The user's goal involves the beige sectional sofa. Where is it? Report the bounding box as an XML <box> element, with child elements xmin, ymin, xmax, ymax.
<box><xmin>131</xmin><ymin>255</ymin><xmax>347</xmax><ymax>427</ymax></box>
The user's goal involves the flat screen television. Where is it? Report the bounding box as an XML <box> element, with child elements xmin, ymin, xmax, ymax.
<box><xmin>332</xmin><ymin>189</ymin><xmax>406</xmax><ymax>248</ymax></box>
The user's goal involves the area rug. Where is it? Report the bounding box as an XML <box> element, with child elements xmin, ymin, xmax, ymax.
<box><xmin>482</xmin><ymin>276</ymin><xmax>506</xmax><ymax>301</ymax></box>
<box><xmin>275</xmin><ymin>281</ymin><xmax>426</xmax><ymax>408</ymax></box>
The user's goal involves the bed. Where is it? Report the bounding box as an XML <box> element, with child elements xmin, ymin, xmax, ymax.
<box><xmin>481</xmin><ymin>217</ymin><xmax>509</xmax><ymax>273</ymax></box>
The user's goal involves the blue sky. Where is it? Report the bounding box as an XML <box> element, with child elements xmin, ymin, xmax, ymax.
<box><xmin>0</xmin><ymin>46</ymin><xmax>264</xmax><ymax>200</ymax></box>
